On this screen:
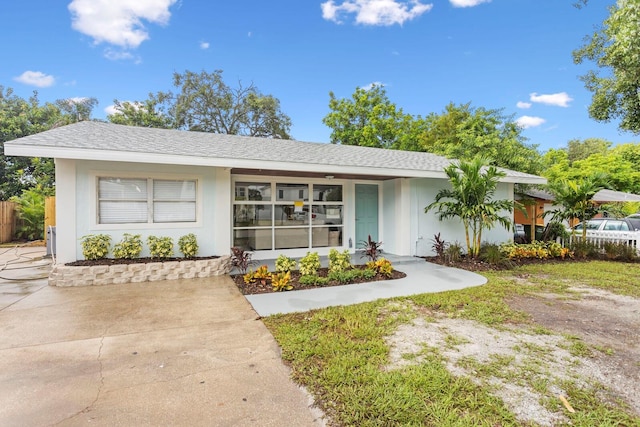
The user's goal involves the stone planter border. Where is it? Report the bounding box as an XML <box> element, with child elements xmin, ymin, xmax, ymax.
<box><xmin>49</xmin><ymin>255</ymin><xmax>232</xmax><ymax>287</ymax></box>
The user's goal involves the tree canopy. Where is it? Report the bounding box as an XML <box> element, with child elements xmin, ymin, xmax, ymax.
<box><xmin>322</xmin><ymin>84</ymin><xmax>418</xmax><ymax>150</ymax></box>
<box><xmin>109</xmin><ymin>70</ymin><xmax>292</xmax><ymax>139</ymax></box>
<box><xmin>323</xmin><ymin>87</ymin><xmax>541</xmax><ymax>174</ymax></box>
<box><xmin>574</xmin><ymin>0</ymin><xmax>640</xmax><ymax>133</ymax></box>
<box><xmin>541</xmin><ymin>139</ymin><xmax>640</xmax><ymax>194</ymax></box>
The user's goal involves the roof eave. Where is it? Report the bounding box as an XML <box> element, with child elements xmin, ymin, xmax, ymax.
<box><xmin>5</xmin><ymin>143</ymin><xmax>546</xmax><ymax>184</ymax></box>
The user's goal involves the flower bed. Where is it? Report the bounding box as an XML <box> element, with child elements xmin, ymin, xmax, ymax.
<box><xmin>50</xmin><ymin>255</ymin><xmax>232</xmax><ymax>287</ymax></box>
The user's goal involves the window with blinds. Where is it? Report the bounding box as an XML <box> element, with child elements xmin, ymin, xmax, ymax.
<box><xmin>98</xmin><ymin>177</ymin><xmax>197</xmax><ymax>224</ymax></box>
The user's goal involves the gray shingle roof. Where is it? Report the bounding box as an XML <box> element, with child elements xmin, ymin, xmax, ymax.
<box><xmin>5</xmin><ymin>121</ymin><xmax>546</xmax><ymax>183</ymax></box>
<box><xmin>523</xmin><ymin>188</ymin><xmax>640</xmax><ymax>202</ymax></box>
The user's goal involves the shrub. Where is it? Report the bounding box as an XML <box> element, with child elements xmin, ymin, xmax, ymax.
<box><xmin>299</xmin><ymin>252</ymin><xmax>321</xmax><ymax>276</ymax></box>
<box><xmin>431</xmin><ymin>233</ymin><xmax>447</xmax><ymax>258</ymax></box>
<box><xmin>360</xmin><ymin>235</ymin><xmax>383</xmax><ymax>261</ymax></box>
<box><xmin>603</xmin><ymin>241</ymin><xmax>637</xmax><ymax>261</ymax></box>
<box><xmin>231</xmin><ymin>247</ymin><xmax>255</xmax><ymax>274</ymax></box>
<box><xmin>147</xmin><ymin>235</ymin><xmax>174</xmax><ymax>259</ymax></box>
<box><xmin>178</xmin><ymin>233</ymin><xmax>199</xmax><ymax>258</ymax></box>
<box><xmin>275</xmin><ymin>254</ymin><xmax>297</xmax><ymax>273</ymax></box>
<box><xmin>328</xmin><ymin>249</ymin><xmax>352</xmax><ymax>273</ymax></box>
<box><xmin>444</xmin><ymin>242</ymin><xmax>463</xmax><ymax>263</ymax></box>
<box><xmin>479</xmin><ymin>243</ymin><xmax>507</xmax><ymax>265</ymax></box>
<box><xmin>361</xmin><ymin>268</ymin><xmax>377</xmax><ymax>280</ymax></box>
<box><xmin>11</xmin><ymin>188</ymin><xmax>46</xmax><ymax>241</ymax></box>
<box><xmin>328</xmin><ymin>269</ymin><xmax>362</xmax><ymax>284</ymax></box>
<box><xmin>299</xmin><ymin>275</ymin><xmax>329</xmax><ymax>286</ymax></box>
<box><xmin>499</xmin><ymin>241</ymin><xmax>572</xmax><ymax>260</ymax></box>
<box><xmin>541</xmin><ymin>221</ymin><xmax>569</xmax><ymax>242</ymax></box>
<box><xmin>271</xmin><ymin>271</ymin><xmax>293</xmax><ymax>292</ymax></box>
<box><xmin>80</xmin><ymin>234</ymin><xmax>111</xmax><ymax>260</ymax></box>
<box><xmin>569</xmin><ymin>240</ymin><xmax>599</xmax><ymax>260</ymax></box>
<box><xmin>243</xmin><ymin>265</ymin><xmax>271</xmax><ymax>284</ymax></box>
<box><xmin>366</xmin><ymin>258</ymin><xmax>393</xmax><ymax>277</ymax></box>
<box><xmin>112</xmin><ymin>233</ymin><xmax>143</xmax><ymax>259</ymax></box>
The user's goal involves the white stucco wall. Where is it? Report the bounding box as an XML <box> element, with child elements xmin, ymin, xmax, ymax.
<box><xmin>55</xmin><ymin>159</ymin><xmax>230</xmax><ymax>263</ymax></box>
<box><xmin>411</xmin><ymin>178</ymin><xmax>514</xmax><ymax>256</ymax></box>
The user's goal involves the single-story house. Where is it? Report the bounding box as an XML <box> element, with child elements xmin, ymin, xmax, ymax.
<box><xmin>5</xmin><ymin>121</ymin><xmax>546</xmax><ymax>264</ymax></box>
<box><xmin>515</xmin><ymin>188</ymin><xmax>640</xmax><ymax>232</ymax></box>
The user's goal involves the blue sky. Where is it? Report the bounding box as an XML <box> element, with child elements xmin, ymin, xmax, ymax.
<box><xmin>1</xmin><ymin>0</ymin><xmax>632</xmax><ymax>152</ymax></box>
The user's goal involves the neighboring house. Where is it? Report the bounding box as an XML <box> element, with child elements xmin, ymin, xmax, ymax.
<box><xmin>515</xmin><ymin>188</ymin><xmax>640</xmax><ymax>232</ymax></box>
<box><xmin>5</xmin><ymin>121</ymin><xmax>546</xmax><ymax>263</ymax></box>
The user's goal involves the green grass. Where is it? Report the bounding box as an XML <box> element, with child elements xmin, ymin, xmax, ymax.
<box><xmin>263</xmin><ymin>261</ymin><xmax>640</xmax><ymax>426</ymax></box>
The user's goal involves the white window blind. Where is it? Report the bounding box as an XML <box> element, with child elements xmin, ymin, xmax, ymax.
<box><xmin>98</xmin><ymin>178</ymin><xmax>197</xmax><ymax>224</ymax></box>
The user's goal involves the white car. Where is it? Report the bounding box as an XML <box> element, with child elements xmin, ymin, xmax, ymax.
<box><xmin>572</xmin><ymin>218</ymin><xmax>640</xmax><ymax>233</ymax></box>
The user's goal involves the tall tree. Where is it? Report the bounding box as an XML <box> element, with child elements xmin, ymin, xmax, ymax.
<box><xmin>565</xmin><ymin>138</ymin><xmax>611</xmax><ymax>162</ymax></box>
<box><xmin>322</xmin><ymin>84</ymin><xmax>418</xmax><ymax>149</ymax></box>
<box><xmin>1</xmin><ymin>87</ymin><xmax>60</xmax><ymax>199</ymax></box>
<box><xmin>421</xmin><ymin>103</ymin><xmax>542</xmax><ymax>174</ymax></box>
<box><xmin>108</xmin><ymin>96</ymin><xmax>174</xmax><ymax>129</ymax></box>
<box><xmin>425</xmin><ymin>157</ymin><xmax>514</xmax><ymax>258</ymax></box>
<box><xmin>574</xmin><ymin>0</ymin><xmax>640</xmax><ymax>133</ymax></box>
<box><xmin>111</xmin><ymin>70</ymin><xmax>291</xmax><ymax>138</ymax></box>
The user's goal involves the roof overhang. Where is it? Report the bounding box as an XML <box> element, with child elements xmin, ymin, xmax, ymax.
<box><xmin>5</xmin><ymin>142</ymin><xmax>548</xmax><ymax>185</ymax></box>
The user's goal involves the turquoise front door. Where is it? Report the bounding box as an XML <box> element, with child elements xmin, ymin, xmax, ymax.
<box><xmin>355</xmin><ymin>184</ymin><xmax>379</xmax><ymax>247</ymax></box>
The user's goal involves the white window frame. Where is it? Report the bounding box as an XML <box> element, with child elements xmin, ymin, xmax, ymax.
<box><xmin>232</xmin><ymin>176</ymin><xmax>345</xmax><ymax>252</ymax></box>
<box><xmin>91</xmin><ymin>171</ymin><xmax>202</xmax><ymax>230</ymax></box>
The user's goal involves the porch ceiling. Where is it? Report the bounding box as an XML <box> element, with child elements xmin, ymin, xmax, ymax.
<box><xmin>231</xmin><ymin>168</ymin><xmax>402</xmax><ymax>181</ymax></box>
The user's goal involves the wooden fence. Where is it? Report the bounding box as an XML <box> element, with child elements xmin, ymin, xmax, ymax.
<box><xmin>0</xmin><ymin>201</ymin><xmax>17</xmax><ymax>244</ymax></box>
<box><xmin>0</xmin><ymin>197</ymin><xmax>56</xmax><ymax>244</ymax></box>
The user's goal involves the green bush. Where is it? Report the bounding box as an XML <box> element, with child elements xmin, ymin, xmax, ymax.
<box><xmin>112</xmin><ymin>233</ymin><xmax>143</xmax><ymax>259</ymax></box>
<box><xmin>299</xmin><ymin>275</ymin><xmax>329</xmax><ymax>286</ymax></box>
<box><xmin>80</xmin><ymin>234</ymin><xmax>111</xmax><ymax>260</ymax></box>
<box><xmin>327</xmin><ymin>269</ymin><xmax>362</xmax><ymax>284</ymax></box>
<box><xmin>275</xmin><ymin>254</ymin><xmax>297</xmax><ymax>273</ymax></box>
<box><xmin>328</xmin><ymin>249</ymin><xmax>351</xmax><ymax>273</ymax></box>
<box><xmin>299</xmin><ymin>252</ymin><xmax>321</xmax><ymax>276</ymax></box>
<box><xmin>603</xmin><ymin>241</ymin><xmax>636</xmax><ymax>261</ymax></box>
<box><xmin>479</xmin><ymin>243</ymin><xmax>508</xmax><ymax>265</ymax></box>
<box><xmin>444</xmin><ymin>242</ymin><xmax>463</xmax><ymax>263</ymax></box>
<box><xmin>147</xmin><ymin>235</ymin><xmax>174</xmax><ymax>259</ymax></box>
<box><xmin>178</xmin><ymin>233</ymin><xmax>199</xmax><ymax>258</ymax></box>
<box><xmin>569</xmin><ymin>240</ymin><xmax>600</xmax><ymax>260</ymax></box>
<box><xmin>10</xmin><ymin>188</ymin><xmax>46</xmax><ymax>241</ymax></box>
<box><xmin>361</xmin><ymin>268</ymin><xmax>377</xmax><ymax>280</ymax></box>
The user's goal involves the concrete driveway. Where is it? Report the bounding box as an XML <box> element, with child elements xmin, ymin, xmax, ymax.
<box><xmin>0</xmin><ymin>248</ymin><xmax>322</xmax><ymax>426</ymax></box>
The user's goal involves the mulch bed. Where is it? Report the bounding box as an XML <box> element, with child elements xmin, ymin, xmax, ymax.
<box><xmin>423</xmin><ymin>255</ymin><xmax>598</xmax><ymax>272</ymax></box>
<box><xmin>232</xmin><ymin>265</ymin><xmax>406</xmax><ymax>295</ymax></box>
<box><xmin>66</xmin><ymin>256</ymin><xmax>219</xmax><ymax>266</ymax></box>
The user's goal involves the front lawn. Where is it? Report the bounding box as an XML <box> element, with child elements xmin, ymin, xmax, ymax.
<box><xmin>264</xmin><ymin>261</ymin><xmax>640</xmax><ymax>426</ymax></box>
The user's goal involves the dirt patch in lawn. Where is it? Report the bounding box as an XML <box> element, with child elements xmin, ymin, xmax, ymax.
<box><xmin>384</xmin><ymin>286</ymin><xmax>640</xmax><ymax>426</ymax></box>
<box><xmin>232</xmin><ymin>266</ymin><xmax>406</xmax><ymax>295</ymax></box>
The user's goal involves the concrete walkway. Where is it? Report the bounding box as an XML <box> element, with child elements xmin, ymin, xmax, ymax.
<box><xmin>245</xmin><ymin>255</ymin><xmax>487</xmax><ymax>317</ymax></box>
<box><xmin>0</xmin><ymin>247</ymin><xmax>323</xmax><ymax>427</ymax></box>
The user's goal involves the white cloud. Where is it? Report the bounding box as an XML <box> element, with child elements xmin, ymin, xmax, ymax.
<box><xmin>68</xmin><ymin>0</ymin><xmax>178</xmax><ymax>49</ymax></box>
<box><xmin>516</xmin><ymin>101</ymin><xmax>532</xmax><ymax>109</ymax></box>
<box><xmin>449</xmin><ymin>0</ymin><xmax>491</xmax><ymax>7</ymax></box>
<box><xmin>199</xmin><ymin>41</ymin><xmax>210</xmax><ymax>49</ymax></box>
<box><xmin>321</xmin><ymin>0</ymin><xmax>433</xmax><ymax>26</ymax></box>
<box><xmin>104</xmin><ymin>48</ymin><xmax>136</xmax><ymax>61</ymax></box>
<box><xmin>361</xmin><ymin>81</ymin><xmax>385</xmax><ymax>90</ymax></box>
<box><xmin>104</xmin><ymin>105</ymin><xmax>119</xmax><ymax>116</ymax></box>
<box><xmin>13</xmin><ymin>71</ymin><xmax>55</xmax><ymax>88</ymax></box>
<box><xmin>529</xmin><ymin>92</ymin><xmax>573</xmax><ymax>107</ymax></box>
<box><xmin>516</xmin><ymin>116</ymin><xmax>546</xmax><ymax>129</ymax></box>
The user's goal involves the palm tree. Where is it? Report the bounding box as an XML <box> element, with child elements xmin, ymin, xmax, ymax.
<box><xmin>544</xmin><ymin>174</ymin><xmax>609</xmax><ymax>240</ymax></box>
<box><xmin>425</xmin><ymin>157</ymin><xmax>514</xmax><ymax>258</ymax></box>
